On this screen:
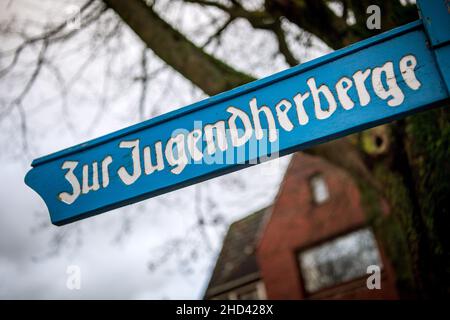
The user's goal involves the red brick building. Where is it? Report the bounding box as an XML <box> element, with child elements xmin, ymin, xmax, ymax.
<box><xmin>204</xmin><ymin>152</ymin><xmax>398</xmax><ymax>299</ymax></box>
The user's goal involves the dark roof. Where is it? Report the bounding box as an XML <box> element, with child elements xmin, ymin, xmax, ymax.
<box><xmin>204</xmin><ymin>206</ymin><xmax>270</xmax><ymax>298</ymax></box>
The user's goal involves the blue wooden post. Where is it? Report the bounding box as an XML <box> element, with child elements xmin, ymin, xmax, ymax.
<box><xmin>25</xmin><ymin>1</ymin><xmax>450</xmax><ymax>225</ymax></box>
<box><xmin>417</xmin><ymin>0</ymin><xmax>450</xmax><ymax>92</ymax></box>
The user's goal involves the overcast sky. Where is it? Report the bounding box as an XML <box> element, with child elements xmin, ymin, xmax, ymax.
<box><xmin>0</xmin><ymin>0</ymin><xmax>327</xmax><ymax>299</ymax></box>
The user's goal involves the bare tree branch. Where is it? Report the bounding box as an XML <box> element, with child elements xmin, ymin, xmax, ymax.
<box><xmin>201</xmin><ymin>17</ymin><xmax>234</xmax><ymax>48</ymax></box>
<box><xmin>0</xmin><ymin>0</ymin><xmax>101</xmax><ymax>78</ymax></box>
<box><xmin>195</xmin><ymin>184</ymin><xmax>212</xmax><ymax>252</ymax></box>
<box><xmin>138</xmin><ymin>47</ymin><xmax>149</xmax><ymax>120</ymax></box>
<box><xmin>184</xmin><ymin>0</ymin><xmax>298</xmax><ymax>66</ymax></box>
<box><xmin>104</xmin><ymin>0</ymin><xmax>253</xmax><ymax>96</ymax></box>
<box><xmin>0</xmin><ymin>39</ymin><xmax>48</xmax><ymax>121</ymax></box>
<box><xmin>185</xmin><ymin>0</ymin><xmax>277</xmax><ymax>29</ymax></box>
<box><xmin>273</xmin><ymin>21</ymin><xmax>299</xmax><ymax>67</ymax></box>
<box><xmin>17</xmin><ymin>101</ymin><xmax>28</xmax><ymax>152</ymax></box>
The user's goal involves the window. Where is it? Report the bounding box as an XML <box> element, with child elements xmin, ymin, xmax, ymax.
<box><xmin>310</xmin><ymin>174</ymin><xmax>329</xmax><ymax>204</ymax></box>
<box><xmin>298</xmin><ymin>228</ymin><xmax>382</xmax><ymax>293</ymax></box>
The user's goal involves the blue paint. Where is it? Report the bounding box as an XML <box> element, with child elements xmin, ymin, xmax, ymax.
<box><xmin>417</xmin><ymin>0</ymin><xmax>450</xmax><ymax>93</ymax></box>
<box><xmin>25</xmin><ymin>2</ymin><xmax>450</xmax><ymax>226</ymax></box>
<box><xmin>416</xmin><ymin>0</ymin><xmax>450</xmax><ymax>47</ymax></box>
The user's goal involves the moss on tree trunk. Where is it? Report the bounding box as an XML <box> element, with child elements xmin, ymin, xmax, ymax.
<box><xmin>357</xmin><ymin>106</ymin><xmax>450</xmax><ymax>298</ymax></box>
<box><xmin>403</xmin><ymin>107</ymin><xmax>450</xmax><ymax>297</ymax></box>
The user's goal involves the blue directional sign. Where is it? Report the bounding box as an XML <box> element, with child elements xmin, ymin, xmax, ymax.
<box><xmin>25</xmin><ymin>0</ymin><xmax>450</xmax><ymax>225</ymax></box>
